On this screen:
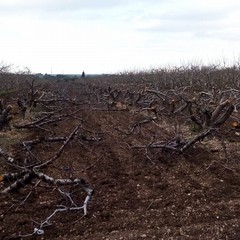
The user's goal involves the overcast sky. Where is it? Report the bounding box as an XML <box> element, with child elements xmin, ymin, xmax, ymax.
<box><xmin>1</xmin><ymin>0</ymin><xmax>240</xmax><ymax>74</ymax></box>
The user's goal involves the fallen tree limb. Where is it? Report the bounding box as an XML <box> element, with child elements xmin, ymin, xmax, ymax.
<box><xmin>1</xmin><ymin>170</ymin><xmax>93</xmax><ymax>237</ymax></box>
<box><xmin>2</xmin><ymin>171</ymin><xmax>29</xmax><ymax>182</ymax></box>
<box><xmin>13</xmin><ymin>113</ymin><xmax>54</xmax><ymax>129</ymax></box>
<box><xmin>33</xmin><ymin>123</ymin><xmax>81</xmax><ymax>170</ymax></box>
<box><xmin>131</xmin><ymin>129</ymin><xmax>214</xmax><ymax>154</ymax></box>
<box><xmin>180</xmin><ymin>129</ymin><xmax>213</xmax><ymax>152</ymax></box>
<box><xmin>1</xmin><ymin>170</ymin><xmax>93</xmax><ymax>196</ymax></box>
<box><xmin>34</xmin><ymin>172</ymin><xmax>88</xmax><ymax>187</ymax></box>
<box><xmin>1</xmin><ymin>123</ymin><xmax>84</xmax><ymax>193</ymax></box>
<box><xmin>22</xmin><ymin>136</ymin><xmax>67</xmax><ymax>147</ymax></box>
<box><xmin>2</xmin><ymin>171</ymin><xmax>34</xmax><ymax>193</ymax></box>
<box><xmin>0</xmin><ymin>146</ymin><xmax>14</xmax><ymax>163</ymax></box>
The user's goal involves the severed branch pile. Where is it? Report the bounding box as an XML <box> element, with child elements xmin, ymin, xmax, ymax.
<box><xmin>101</xmin><ymin>84</ymin><xmax>237</xmax><ymax>158</ymax></box>
<box><xmin>0</xmin><ymin>123</ymin><xmax>93</xmax><ymax>236</ymax></box>
<box><xmin>0</xmin><ymin>78</ymin><xmax>97</xmax><ymax>236</ymax></box>
<box><xmin>131</xmin><ymin>98</ymin><xmax>235</xmax><ymax>154</ymax></box>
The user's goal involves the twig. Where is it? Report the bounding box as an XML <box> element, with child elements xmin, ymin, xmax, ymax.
<box><xmin>58</xmin><ymin>188</ymin><xmax>77</xmax><ymax>207</ymax></box>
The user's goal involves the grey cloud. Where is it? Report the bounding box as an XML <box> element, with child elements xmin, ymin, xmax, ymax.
<box><xmin>0</xmin><ymin>0</ymin><xmax>172</xmax><ymax>26</ymax></box>
<box><xmin>137</xmin><ymin>3</ymin><xmax>240</xmax><ymax>41</ymax></box>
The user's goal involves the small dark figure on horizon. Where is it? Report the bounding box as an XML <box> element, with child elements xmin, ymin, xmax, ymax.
<box><xmin>81</xmin><ymin>71</ymin><xmax>85</xmax><ymax>78</ymax></box>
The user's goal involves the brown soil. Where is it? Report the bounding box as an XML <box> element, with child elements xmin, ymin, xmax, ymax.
<box><xmin>1</xmin><ymin>98</ymin><xmax>240</xmax><ymax>240</ymax></box>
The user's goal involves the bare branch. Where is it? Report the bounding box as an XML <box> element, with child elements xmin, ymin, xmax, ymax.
<box><xmin>33</xmin><ymin>123</ymin><xmax>81</xmax><ymax>169</ymax></box>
